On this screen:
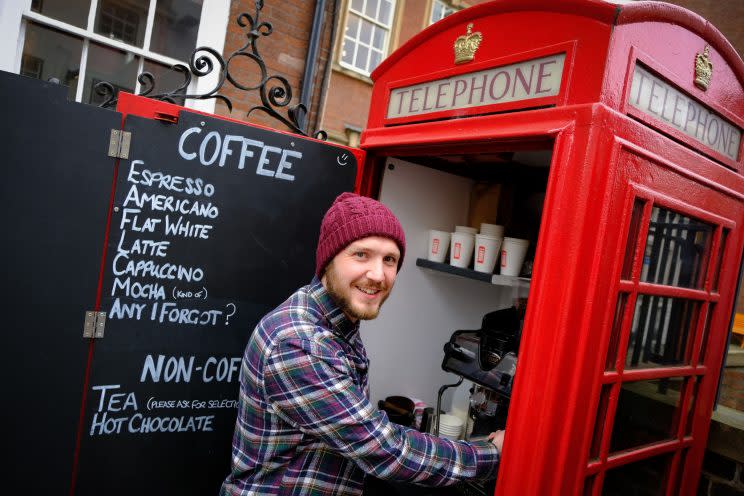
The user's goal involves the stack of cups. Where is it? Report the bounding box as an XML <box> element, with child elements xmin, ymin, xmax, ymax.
<box><xmin>474</xmin><ymin>223</ymin><xmax>504</xmax><ymax>274</ymax></box>
<box><xmin>427</xmin><ymin>230</ymin><xmax>451</xmax><ymax>263</ymax></box>
<box><xmin>438</xmin><ymin>413</ymin><xmax>464</xmax><ymax>441</ymax></box>
<box><xmin>500</xmin><ymin>237</ymin><xmax>530</xmax><ymax>276</ymax></box>
<box><xmin>450</xmin><ymin>226</ymin><xmax>476</xmax><ymax>268</ymax></box>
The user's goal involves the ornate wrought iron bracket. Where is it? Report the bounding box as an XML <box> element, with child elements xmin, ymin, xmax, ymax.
<box><xmin>95</xmin><ymin>0</ymin><xmax>327</xmax><ymax>140</ymax></box>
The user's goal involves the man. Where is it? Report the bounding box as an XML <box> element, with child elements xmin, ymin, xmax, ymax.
<box><xmin>221</xmin><ymin>192</ymin><xmax>504</xmax><ymax>495</ymax></box>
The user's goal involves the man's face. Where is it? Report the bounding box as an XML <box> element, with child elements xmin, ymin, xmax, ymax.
<box><xmin>321</xmin><ymin>236</ymin><xmax>400</xmax><ymax>322</ymax></box>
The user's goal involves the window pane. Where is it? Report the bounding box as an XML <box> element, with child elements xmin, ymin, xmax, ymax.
<box><xmin>626</xmin><ymin>296</ymin><xmax>699</xmax><ymax>369</ymax></box>
<box><xmin>356</xmin><ymin>45</ymin><xmax>369</xmax><ymax>72</ymax></box>
<box><xmin>641</xmin><ymin>206</ymin><xmax>713</xmax><ymax>288</ymax></box>
<box><xmin>610</xmin><ymin>377</ymin><xmax>684</xmax><ymax>452</ymax></box>
<box><xmin>21</xmin><ymin>22</ymin><xmax>82</xmax><ymax>101</ymax></box>
<box><xmin>588</xmin><ymin>384</ymin><xmax>613</xmax><ymax>461</ymax></box>
<box><xmin>143</xmin><ymin>60</ymin><xmax>186</xmax><ymax>106</ymax></box>
<box><xmin>697</xmin><ymin>303</ymin><xmax>713</xmax><ymax>364</ymax></box>
<box><xmin>359</xmin><ymin>19</ymin><xmax>373</xmax><ymax>45</ymax></box>
<box><xmin>150</xmin><ymin>0</ymin><xmax>203</xmax><ymax>60</ymax></box>
<box><xmin>621</xmin><ymin>199</ymin><xmax>645</xmax><ymax>280</ymax></box>
<box><xmin>94</xmin><ymin>0</ymin><xmax>149</xmax><ymax>47</ymax></box>
<box><xmin>345</xmin><ymin>13</ymin><xmax>360</xmax><ymax>37</ymax></box>
<box><xmin>602</xmin><ymin>453</ymin><xmax>672</xmax><ymax>495</ymax></box>
<box><xmin>369</xmin><ymin>50</ymin><xmax>382</xmax><ymax>72</ymax></box>
<box><xmin>685</xmin><ymin>377</ymin><xmax>700</xmax><ymax>436</ymax></box>
<box><xmin>365</xmin><ymin>0</ymin><xmax>379</xmax><ymax>19</ymax></box>
<box><xmin>712</xmin><ymin>229</ymin><xmax>728</xmax><ymax>291</ymax></box>
<box><xmin>32</xmin><ymin>0</ymin><xmax>91</xmax><ymax>29</ymax></box>
<box><xmin>341</xmin><ymin>38</ymin><xmax>355</xmax><ymax>65</ymax></box>
<box><xmin>372</xmin><ymin>26</ymin><xmax>384</xmax><ymax>49</ymax></box>
<box><xmin>605</xmin><ymin>294</ymin><xmax>628</xmax><ymax>371</ymax></box>
<box><xmin>83</xmin><ymin>43</ymin><xmax>138</xmax><ymax>105</ymax></box>
<box><xmin>350</xmin><ymin>0</ymin><xmax>364</xmax><ymax>13</ymax></box>
<box><xmin>379</xmin><ymin>0</ymin><xmax>393</xmax><ymax>25</ymax></box>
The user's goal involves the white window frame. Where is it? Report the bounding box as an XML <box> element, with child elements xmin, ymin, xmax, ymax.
<box><xmin>339</xmin><ymin>0</ymin><xmax>396</xmax><ymax>77</ymax></box>
<box><xmin>429</xmin><ymin>0</ymin><xmax>458</xmax><ymax>26</ymax></box>
<box><xmin>2</xmin><ymin>0</ymin><xmax>229</xmax><ymax>113</ymax></box>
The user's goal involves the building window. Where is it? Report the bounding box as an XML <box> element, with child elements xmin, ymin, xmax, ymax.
<box><xmin>20</xmin><ymin>0</ymin><xmax>218</xmax><ymax>106</ymax></box>
<box><xmin>430</xmin><ymin>0</ymin><xmax>457</xmax><ymax>25</ymax></box>
<box><xmin>340</xmin><ymin>0</ymin><xmax>395</xmax><ymax>76</ymax></box>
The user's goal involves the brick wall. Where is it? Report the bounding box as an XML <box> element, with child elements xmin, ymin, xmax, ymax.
<box><xmin>664</xmin><ymin>0</ymin><xmax>744</xmax><ymax>58</ymax></box>
<box><xmin>215</xmin><ymin>0</ymin><xmax>338</xmax><ymax>136</ymax></box>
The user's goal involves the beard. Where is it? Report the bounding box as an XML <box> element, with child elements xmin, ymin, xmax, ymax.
<box><xmin>323</xmin><ymin>263</ymin><xmax>391</xmax><ymax>321</ymax></box>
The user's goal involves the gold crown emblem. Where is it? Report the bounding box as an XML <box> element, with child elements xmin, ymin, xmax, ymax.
<box><xmin>694</xmin><ymin>45</ymin><xmax>713</xmax><ymax>91</ymax></box>
<box><xmin>453</xmin><ymin>23</ymin><xmax>482</xmax><ymax>65</ymax></box>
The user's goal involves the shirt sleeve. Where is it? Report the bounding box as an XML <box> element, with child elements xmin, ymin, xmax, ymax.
<box><xmin>263</xmin><ymin>335</ymin><xmax>499</xmax><ymax>486</ymax></box>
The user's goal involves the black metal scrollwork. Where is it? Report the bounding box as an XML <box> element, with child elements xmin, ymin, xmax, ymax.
<box><xmin>95</xmin><ymin>0</ymin><xmax>326</xmax><ymax>139</ymax></box>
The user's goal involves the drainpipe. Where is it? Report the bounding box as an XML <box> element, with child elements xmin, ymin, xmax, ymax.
<box><xmin>299</xmin><ymin>0</ymin><xmax>327</xmax><ymax>133</ymax></box>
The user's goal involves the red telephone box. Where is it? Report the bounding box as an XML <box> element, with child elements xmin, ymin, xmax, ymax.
<box><xmin>359</xmin><ymin>1</ymin><xmax>744</xmax><ymax>494</ymax></box>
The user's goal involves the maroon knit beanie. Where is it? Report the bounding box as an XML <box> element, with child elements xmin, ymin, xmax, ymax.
<box><xmin>315</xmin><ymin>192</ymin><xmax>406</xmax><ymax>276</ymax></box>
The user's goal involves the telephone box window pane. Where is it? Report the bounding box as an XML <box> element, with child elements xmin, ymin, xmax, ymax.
<box><xmin>150</xmin><ymin>0</ymin><xmax>203</xmax><ymax>61</ymax></box>
<box><xmin>605</xmin><ymin>294</ymin><xmax>628</xmax><ymax>371</ymax></box>
<box><xmin>142</xmin><ymin>60</ymin><xmax>185</xmax><ymax>106</ymax></box>
<box><xmin>83</xmin><ymin>43</ymin><xmax>138</xmax><ymax>105</ymax></box>
<box><xmin>711</xmin><ymin>229</ymin><xmax>728</xmax><ymax>291</ymax></box>
<box><xmin>95</xmin><ymin>0</ymin><xmax>148</xmax><ymax>47</ymax></box>
<box><xmin>601</xmin><ymin>453</ymin><xmax>672</xmax><ymax>495</ymax></box>
<box><xmin>621</xmin><ymin>200</ymin><xmax>645</xmax><ymax>280</ymax></box>
<box><xmin>626</xmin><ymin>296</ymin><xmax>699</xmax><ymax>369</ymax></box>
<box><xmin>697</xmin><ymin>304</ymin><xmax>714</xmax><ymax>365</ymax></box>
<box><xmin>610</xmin><ymin>377</ymin><xmax>684</xmax><ymax>453</ymax></box>
<box><xmin>31</xmin><ymin>0</ymin><xmax>91</xmax><ymax>29</ymax></box>
<box><xmin>21</xmin><ymin>22</ymin><xmax>82</xmax><ymax>101</ymax></box>
<box><xmin>641</xmin><ymin>206</ymin><xmax>712</xmax><ymax>289</ymax></box>
<box><xmin>588</xmin><ymin>384</ymin><xmax>613</xmax><ymax>461</ymax></box>
<box><xmin>685</xmin><ymin>377</ymin><xmax>700</xmax><ymax>436</ymax></box>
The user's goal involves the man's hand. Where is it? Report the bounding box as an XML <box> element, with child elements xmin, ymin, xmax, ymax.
<box><xmin>487</xmin><ymin>430</ymin><xmax>505</xmax><ymax>452</ymax></box>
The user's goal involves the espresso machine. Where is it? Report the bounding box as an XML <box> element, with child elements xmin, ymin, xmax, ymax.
<box><xmin>435</xmin><ymin>305</ymin><xmax>523</xmax><ymax>495</ymax></box>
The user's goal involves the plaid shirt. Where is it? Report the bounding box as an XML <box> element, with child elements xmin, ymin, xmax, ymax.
<box><xmin>221</xmin><ymin>278</ymin><xmax>499</xmax><ymax>495</ymax></box>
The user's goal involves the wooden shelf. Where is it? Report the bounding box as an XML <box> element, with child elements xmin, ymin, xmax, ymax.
<box><xmin>415</xmin><ymin>258</ymin><xmax>531</xmax><ymax>288</ymax></box>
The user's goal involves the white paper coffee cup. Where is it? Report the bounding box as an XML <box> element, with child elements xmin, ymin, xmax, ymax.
<box><xmin>455</xmin><ymin>225</ymin><xmax>478</xmax><ymax>235</ymax></box>
<box><xmin>450</xmin><ymin>231</ymin><xmax>475</xmax><ymax>268</ymax></box>
<box><xmin>479</xmin><ymin>223</ymin><xmax>504</xmax><ymax>238</ymax></box>
<box><xmin>500</xmin><ymin>237</ymin><xmax>530</xmax><ymax>276</ymax></box>
<box><xmin>473</xmin><ymin>234</ymin><xmax>502</xmax><ymax>273</ymax></box>
<box><xmin>427</xmin><ymin>230</ymin><xmax>450</xmax><ymax>263</ymax></box>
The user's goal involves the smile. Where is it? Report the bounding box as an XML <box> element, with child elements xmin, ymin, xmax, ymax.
<box><xmin>356</xmin><ymin>286</ymin><xmax>381</xmax><ymax>295</ymax></box>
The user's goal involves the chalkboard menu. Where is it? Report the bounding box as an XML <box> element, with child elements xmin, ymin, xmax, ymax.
<box><xmin>75</xmin><ymin>111</ymin><xmax>357</xmax><ymax>494</ymax></box>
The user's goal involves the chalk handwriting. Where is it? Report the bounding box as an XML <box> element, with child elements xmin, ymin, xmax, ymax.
<box><xmin>127</xmin><ymin>160</ymin><xmax>215</xmax><ymax>197</ymax></box>
<box><xmin>140</xmin><ymin>354</ymin><xmax>242</xmax><ymax>383</ymax></box>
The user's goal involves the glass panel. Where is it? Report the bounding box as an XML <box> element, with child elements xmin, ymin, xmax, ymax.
<box><xmin>685</xmin><ymin>377</ymin><xmax>700</xmax><ymax>436</ymax></box>
<box><xmin>621</xmin><ymin>199</ymin><xmax>645</xmax><ymax>280</ymax></box>
<box><xmin>350</xmin><ymin>0</ymin><xmax>364</xmax><ymax>13</ymax></box>
<box><xmin>356</xmin><ymin>45</ymin><xmax>369</xmax><ymax>72</ymax></box>
<box><xmin>143</xmin><ymin>60</ymin><xmax>185</xmax><ymax>105</ymax></box>
<box><xmin>626</xmin><ymin>296</ymin><xmax>700</xmax><ymax>369</ymax></box>
<box><xmin>372</xmin><ymin>26</ymin><xmax>384</xmax><ymax>49</ymax></box>
<box><xmin>582</xmin><ymin>474</ymin><xmax>596</xmax><ymax>496</ymax></box>
<box><xmin>345</xmin><ymin>13</ymin><xmax>360</xmax><ymax>37</ymax></box>
<box><xmin>610</xmin><ymin>377</ymin><xmax>684</xmax><ymax>453</ymax></box>
<box><xmin>589</xmin><ymin>384</ymin><xmax>613</xmax><ymax>461</ymax></box>
<box><xmin>150</xmin><ymin>0</ymin><xmax>203</xmax><ymax>60</ymax></box>
<box><xmin>365</xmin><ymin>0</ymin><xmax>379</xmax><ymax>19</ymax></box>
<box><xmin>32</xmin><ymin>0</ymin><xmax>91</xmax><ymax>29</ymax></box>
<box><xmin>21</xmin><ymin>22</ymin><xmax>82</xmax><ymax>101</ymax></box>
<box><xmin>697</xmin><ymin>304</ymin><xmax>713</xmax><ymax>365</ymax></box>
<box><xmin>605</xmin><ymin>294</ymin><xmax>628</xmax><ymax>371</ymax></box>
<box><xmin>341</xmin><ymin>38</ymin><xmax>355</xmax><ymax>65</ymax></box>
<box><xmin>641</xmin><ymin>206</ymin><xmax>713</xmax><ymax>289</ymax></box>
<box><xmin>359</xmin><ymin>19</ymin><xmax>373</xmax><ymax>45</ymax></box>
<box><xmin>431</xmin><ymin>2</ymin><xmax>444</xmax><ymax>24</ymax></box>
<box><xmin>83</xmin><ymin>43</ymin><xmax>138</xmax><ymax>105</ymax></box>
<box><xmin>379</xmin><ymin>0</ymin><xmax>393</xmax><ymax>25</ymax></box>
<box><xmin>94</xmin><ymin>0</ymin><xmax>149</xmax><ymax>47</ymax></box>
<box><xmin>712</xmin><ymin>229</ymin><xmax>728</xmax><ymax>291</ymax></box>
<box><xmin>369</xmin><ymin>50</ymin><xmax>382</xmax><ymax>73</ymax></box>
<box><xmin>601</xmin><ymin>453</ymin><xmax>672</xmax><ymax>495</ymax></box>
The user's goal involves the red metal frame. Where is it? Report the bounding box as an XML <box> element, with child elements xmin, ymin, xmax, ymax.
<box><xmin>360</xmin><ymin>1</ymin><xmax>744</xmax><ymax>495</ymax></box>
